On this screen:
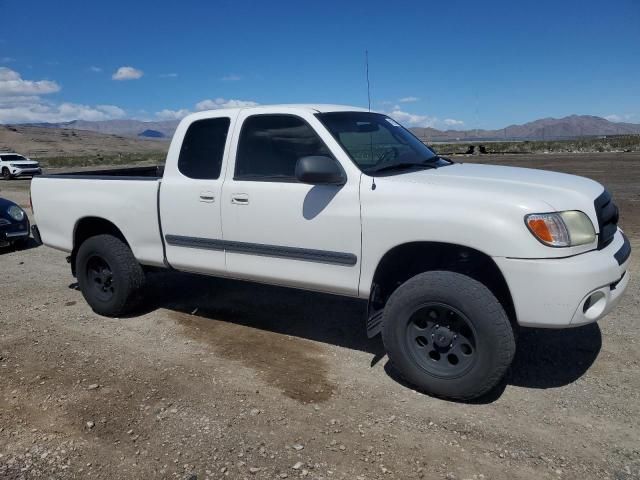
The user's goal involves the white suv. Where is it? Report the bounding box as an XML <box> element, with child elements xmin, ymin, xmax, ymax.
<box><xmin>0</xmin><ymin>152</ymin><xmax>42</xmax><ymax>180</ymax></box>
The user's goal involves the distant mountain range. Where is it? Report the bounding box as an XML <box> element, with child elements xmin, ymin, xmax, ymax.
<box><xmin>22</xmin><ymin>119</ymin><xmax>180</xmax><ymax>139</ymax></box>
<box><xmin>411</xmin><ymin>115</ymin><xmax>640</xmax><ymax>141</ymax></box>
<box><xmin>0</xmin><ymin>124</ymin><xmax>167</xmax><ymax>158</ymax></box>
<box><xmin>13</xmin><ymin>114</ymin><xmax>640</xmax><ymax>142</ymax></box>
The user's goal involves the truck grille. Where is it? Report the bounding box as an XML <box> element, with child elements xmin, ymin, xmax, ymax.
<box><xmin>14</xmin><ymin>163</ymin><xmax>38</xmax><ymax>169</ymax></box>
<box><xmin>594</xmin><ymin>189</ymin><xmax>619</xmax><ymax>249</ymax></box>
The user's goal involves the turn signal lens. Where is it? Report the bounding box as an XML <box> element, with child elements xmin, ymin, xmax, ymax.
<box><xmin>526</xmin><ymin>213</ymin><xmax>570</xmax><ymax>247</ymax></box>
<box><xmin>525</xmin><ymin>211</ymin><xmax>596</xmax><ymax>247</ymax></box>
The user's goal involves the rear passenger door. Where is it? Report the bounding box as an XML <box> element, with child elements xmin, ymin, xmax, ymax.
<box><xmin>160</xmin><ymin>112</ymin><xmax>236</xmax><ymax>274</ymax></box>
<box><xmin>220</xmin><ymin>110</ymin><xmax>362</xmax><ymax>296</ymax></box>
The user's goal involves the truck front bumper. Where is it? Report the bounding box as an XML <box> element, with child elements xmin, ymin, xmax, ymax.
<box><xmin>495</xmin><ymin>229</ymin><xmax>631</xmax><ymax>328</ymax></box>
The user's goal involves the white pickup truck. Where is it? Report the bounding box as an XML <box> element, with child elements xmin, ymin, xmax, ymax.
<box><xmin>31</xmin><ymin>104</ymin><xmax>631</xmax><ymax>400</ymax></box>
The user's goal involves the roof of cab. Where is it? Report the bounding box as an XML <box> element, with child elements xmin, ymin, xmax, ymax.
<box><xmin>244</xmin><ymin>104</ymin><xmax>370</xmax><ymax>113</ymax></box>
<box><xmin>190</xmin><ymin>104</ymin><xmax>371</xmax><ymax>117</ymax></box>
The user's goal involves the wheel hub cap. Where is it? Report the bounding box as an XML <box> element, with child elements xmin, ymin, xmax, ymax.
<box><xmin>433</xmin><ymin>326</ymin><xmax>453</xmax><ymax>348</ymax></box>
<box><xmin>86</xmin><ymin>256</ymin><xmax>115</xmax><ymax>301</ymax></box>
<box><xmin>404</xmin><ymin>302</ymin><xmax>477</xmax><ymax>378</ymax></box>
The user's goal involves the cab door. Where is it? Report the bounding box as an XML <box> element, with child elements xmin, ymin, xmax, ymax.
<box><xmin>160</xmin><ymin>112</ymin><xmax>237</xmax><ymax>274</ymax></box>
<box><xmin>220</xmin><ymin>109</ymin><xmax>362</xmax><ymax>296</ymax></box>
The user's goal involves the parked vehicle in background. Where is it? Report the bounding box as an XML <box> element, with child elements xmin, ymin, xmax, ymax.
<box><xmin>0</xmin><ymin>152</ymin><xmax>42</xmax><ymax>180</ymax></box>
<box><xmin>29</xmin><ymin>104</ymin><xmax>632</xmax><ymax>400</ymax></box>
<box><xmin>0</xmin><ymin>197</ymin><xmax>30</xmax><ymax>248</ymax></box>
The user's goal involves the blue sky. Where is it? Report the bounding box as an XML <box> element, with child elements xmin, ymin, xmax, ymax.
<box><xmin>1</xmin><ymin>0</ymin><xmax>638</xmax><ymax>129</ymax></box>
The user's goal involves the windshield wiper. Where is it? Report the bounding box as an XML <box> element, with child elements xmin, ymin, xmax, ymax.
<box><xmin>368</xmin><ymin>161</ymin><xmax>437</xmax><ymax>175</ymax></box>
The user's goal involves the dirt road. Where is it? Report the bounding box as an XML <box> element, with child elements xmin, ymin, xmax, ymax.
<box><xmin>1</xmin><ymin>153</ymin><xmax>638</xmax><ymax>479</ymax></box>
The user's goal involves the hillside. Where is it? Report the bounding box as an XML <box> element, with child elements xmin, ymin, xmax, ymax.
<box><xmin>0</xmin><ymin>124</ymin><xmax>169</xmax><ymax>159</ymax></box>
<box><xmin>413</xmin><ymin>115</ymin><xmax>640</xmax><ymax>141</ymax></box>
<box><xmin>26</xmin><ymin>119</ymin><xmax>179</xmax><ymax>139</ymax></box>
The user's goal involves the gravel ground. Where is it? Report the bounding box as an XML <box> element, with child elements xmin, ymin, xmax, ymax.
<box><xmin>0</xmin><ymin>153</ymin><xmax>638</xmax><ymax>480</ymax></box>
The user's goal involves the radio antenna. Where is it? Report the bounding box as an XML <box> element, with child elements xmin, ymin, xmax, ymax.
<box><xmin>365</xmin><ymin>49</ymin><xmax>371</xmax><ymax>111</ymax></box>
<box><xmin>365</xmin><ymin>49</ymin><xmax>376</xmax><ymax>191</ymax></box>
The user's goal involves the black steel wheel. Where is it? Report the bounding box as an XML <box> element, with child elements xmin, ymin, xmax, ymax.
<box><xmin>382</xmin><ymin>271</ymin><xmax>515</xmax><ymax>401</ymax></box>
<box><xmin>86</xmin><ymin>255</ymin><xmax>116</xmax><ymax>302</ymax></box>
<box><xmin>405</xmin><ymin>302</ymin><xmax>477</xmax><ymax>379</ymax></box>
<box><xmin>76</xmin><ymin>234</ymin><xmax>146</xmax><ymax>316</ymax></box>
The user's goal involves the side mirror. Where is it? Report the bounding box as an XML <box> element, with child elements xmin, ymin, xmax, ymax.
<box><xmin>295</xmin><ymin>156</ymin><xmax>346</xmax><ymax>185</ymax></box>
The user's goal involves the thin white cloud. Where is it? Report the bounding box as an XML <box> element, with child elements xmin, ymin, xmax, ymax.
<box><xmin>605</xmin><ymin>113</ymin><xmax>638</xmax><ymax>123</ymax></box>
<box><xmin>195</xmin><ymin>98</ymin><xmax>258</xmax><ymax>110</ymax></box>
<box><xmin>0</xmin><ymin>95</ymin><xmax>41</xmax><ymax>106</ymax></box>
<box><xmin>383</xmin><ymin>105</ymin><xmax>465</xmax><ymax>129</ymax></box>
<box><xmin>0</xmin><ymin>101</ymin><xmax>126</xmax><ymax>123</ymax></box>
<box><xmin>386</xmin><ymin>107</ymin><xmax>437</xmax><ymax>128</ymax></box>
<box><xmin>0</xmin><ymin>67</ymin><xmax>126</xmax><ymax>123</ymax></box>
<box><xmin>159</xmin><ymin>73</ymin><xmax>178</xmax><ymax>78</ymax></box>
<box><xmin>443</xmin><ymin>118</ymin><xmax>464</xmax><ymax>127</ymax></box>
<box><xmin>89</xmin><ymin>66</ymin><xmax>102</xmax><ymax>73</ymax></box>
<box><xmin>398</xmin><ymin>96</ymin><xmax>419</xmax><ymax>103</ymax></box>
<box><xmin>155</xmin><ymin>108</ymin><xmax>190</xmax><ymax>120</ymax></box>
<box><xmin>220</xmin><ymin>74</ymin><xmax>242</xmax><ymax>81</ymax></box>
<box><xmin>112</xmin><ymin>66</ymin><xmax>143</xmax><ymax>81</ymax></box>
<box><xmin>155</xmin><ymin>98</ymin><xmax>259</xmax><ymax>120</ymax></box>
<box><xmin>0</xmin><ymin>67</ymin><xmax>60</xmax><ymax>96</ymax></box>
<box><xmin>94</xmin><ymin>104</ymin><xmax>126</xmax><ymax>117</ymax></box>
<box><xmin>1</xmin><ymin>56</ymin><xmax>15</xmax><ymax>63</ymax></box>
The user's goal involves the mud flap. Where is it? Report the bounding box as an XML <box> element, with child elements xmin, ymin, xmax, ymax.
<box><xmin>366</xmin><ymin>310</ymin><xmax>384</xmax><ymax>338</ymax></box>
<box><xmin>31</xmin><ymin>225</ymin><xmax>42</xmax><ymax>245</ymax></box>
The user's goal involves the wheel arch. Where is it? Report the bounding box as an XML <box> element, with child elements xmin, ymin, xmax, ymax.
<box><xmin>70</xmin><ymin>216</ymin><xmax>131</xmax><ymax>276</ymax></box>
<box><xmin>366</xmin><ymin>241</ymin><xmax>516</xmax><ymax>337</ymax></box>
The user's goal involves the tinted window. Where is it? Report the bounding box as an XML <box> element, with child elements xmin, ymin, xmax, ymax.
<box><xmin>235</xmin><ymin>115</ymin><xmax>331</xmax><ymax>181</ymax></box>
<box><xmin>178</xmin><ymin>118</ymin><xmax>230</xmax><ymax>179</ymax></box>
<box><xmin>1</xmin><ymin>155</ymin><xmax>27</xmax><ymax>161</ymax></box>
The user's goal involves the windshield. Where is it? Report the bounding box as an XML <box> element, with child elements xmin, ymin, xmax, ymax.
<box><xmin>1</xmin><ymin>155</ymin><xmax>27</xmax><ymax>161</ymax></box>
<box><xmin>316</xmin><ymin>111</ymin><xmax>450</xmax><ymax>174</ymax></box>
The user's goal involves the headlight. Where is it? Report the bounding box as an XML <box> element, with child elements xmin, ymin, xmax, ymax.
<box><xmin>525</xmin><ymin>211</ymin><xmax>595</xmax><ymax>247</ymax></box>
<box><xmin>7</xmin><ymin>205</ymin><xmax>25</xmax><ymax>222</ymax></box>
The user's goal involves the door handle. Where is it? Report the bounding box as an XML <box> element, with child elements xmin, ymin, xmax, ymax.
<box><xmin>231</xmin><ymin>194</ymin><xmax>249</xmax><ymax>205</ymax></box>
<box><xmin>199</xmin><ymin>191</ymin><xmax>215</xmax><ymax>203</ymax></box>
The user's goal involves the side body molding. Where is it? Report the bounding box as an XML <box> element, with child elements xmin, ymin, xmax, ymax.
<box><xmin>164</xmin><ymin>235</ymin><xmax>358</xmax><ymax>266</ymax></box>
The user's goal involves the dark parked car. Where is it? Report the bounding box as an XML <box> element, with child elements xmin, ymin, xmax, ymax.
<box><xmin>0</xmin><ymin>197</ymin><xmax>30</xmax><ymax>248</ymax></box>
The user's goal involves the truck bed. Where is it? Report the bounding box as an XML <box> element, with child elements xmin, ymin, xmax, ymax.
<box><xmin>31</xmin><ymin>167</ymin><xmax>166</xmax><ymax>267</ymax></box>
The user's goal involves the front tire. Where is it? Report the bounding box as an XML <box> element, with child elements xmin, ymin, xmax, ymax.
<box><xmin>76</xmin><ymin>234</ymin><xmax>146</xmax><ymax>316</ymax></box>
<box><xmin>382</xmin><ymin>271</ymin><xmax>515</xmax><ymax>401</ymax></box>
<box><xmin>2</xmin><ymin>167</ymin><xmax>13</xmax><ymax>180</ymax></box>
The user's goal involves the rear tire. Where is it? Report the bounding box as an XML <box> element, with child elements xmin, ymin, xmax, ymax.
<box><xmin>76</xmin><ymin>234</ymin><xmax>146</xmax><ymax>316</ymax></box>
<box><xmin>382</xmin><ymin>271</ymin><xmax>515</xmax><ymax>401</ymax></box>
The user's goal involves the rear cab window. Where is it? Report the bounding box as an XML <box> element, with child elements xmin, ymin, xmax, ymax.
<box><xmin>178</xmin><ymin>117</ymin><xmax>231</xmax><ymax>179</ymax></box>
